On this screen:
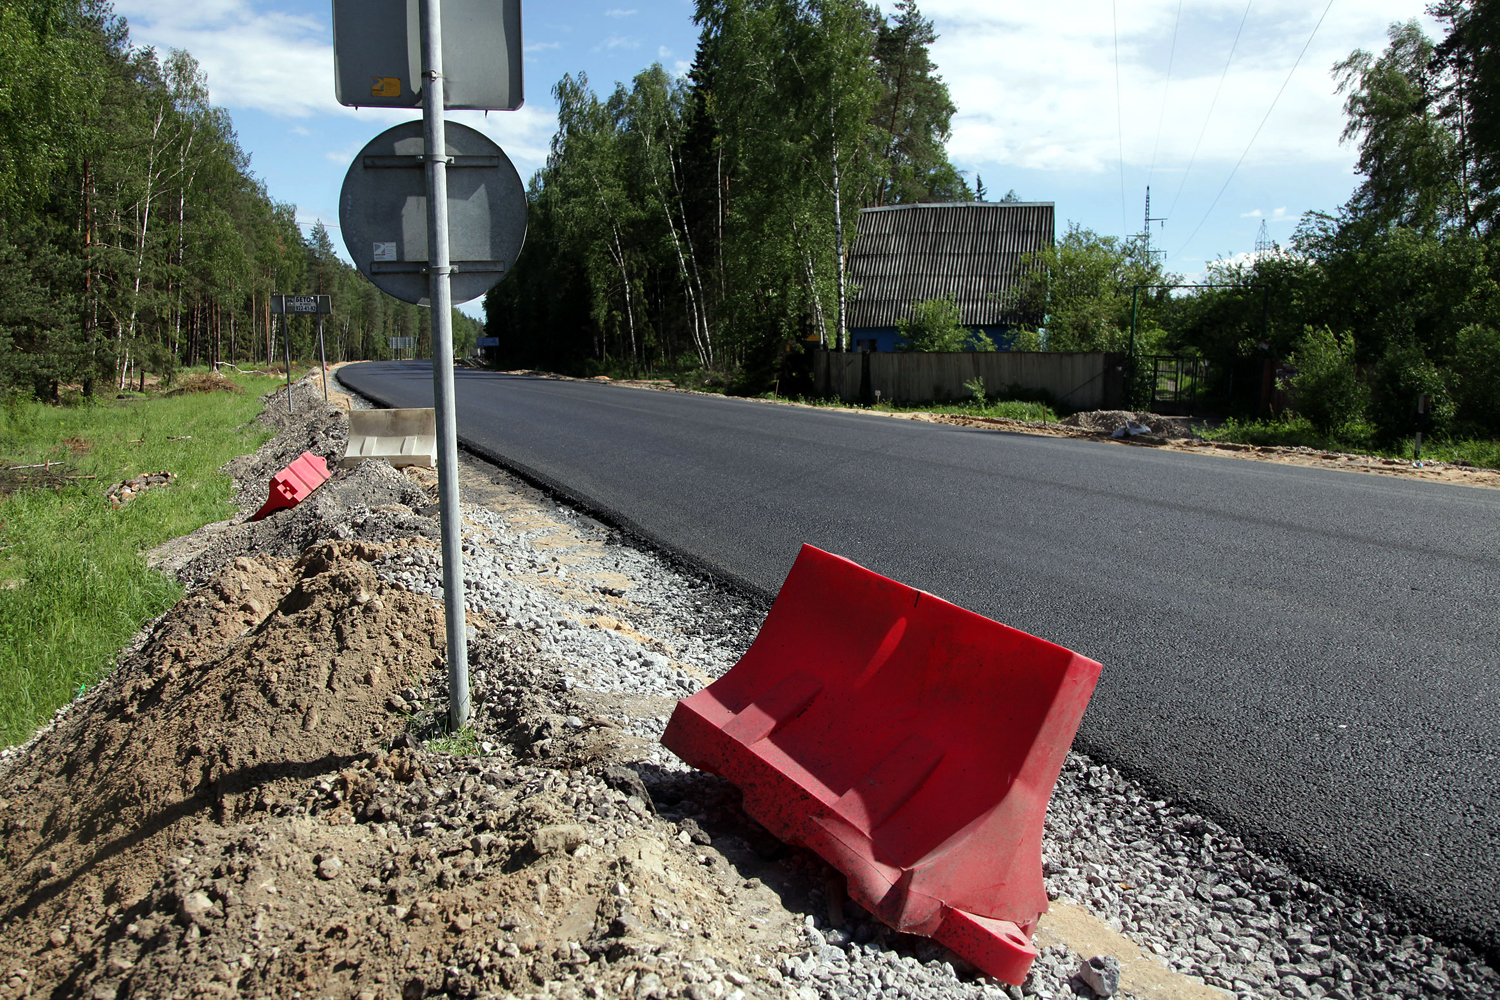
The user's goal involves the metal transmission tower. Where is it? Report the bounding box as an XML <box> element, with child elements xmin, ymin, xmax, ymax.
<box><xmin>1254</xmin><ymin>219</ymin><xmax>1272</xmax><ymax>255</ymax></box>
<box><xmin>1138</xmin><ymin>186</ymin><xmax>1167</xmax><ymax>264</ymax></box>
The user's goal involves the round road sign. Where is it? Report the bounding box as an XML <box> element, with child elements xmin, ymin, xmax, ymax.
<box><xmin>339</xmin><ymin>120</ymin><xmax>527</xmax><ymax>306</ymax></box>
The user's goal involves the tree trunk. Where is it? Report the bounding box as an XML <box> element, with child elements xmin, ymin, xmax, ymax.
<box><xmin>831</xmin><ymin>124</ymin><xmax>849</xmax><ymax>353</ymax></box>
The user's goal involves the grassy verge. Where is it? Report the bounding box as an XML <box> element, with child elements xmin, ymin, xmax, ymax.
<box><xmin>768</xmin><ymin>394</ymin><xmax>1061</xmax><ymax>423</ymax></box>
<box><xmin>1200</xmin><ymin>415</ymin><xmax>1500</xmax><ymax>470</ymax></box>
<box><xmin>0</xmin><ymin>371</ymin><xmax>295</xmax><ymax>747</ymax></box>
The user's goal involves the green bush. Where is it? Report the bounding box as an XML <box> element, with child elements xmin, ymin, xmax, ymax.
<box><xmin>1453</xmin><ymin>324</ymin><xmax>1500</xmax><ymax>434</ymax></box>
<box><xmin>963</xmin><ymin>376</ymin><xmax>986</xmax><ymax>405</ymax></box>
<box><xmin>897</xmin><ymin>296</ymin><xmax>995</xmax><ymax>352</ymax></box>
<box><xmin>1369</xmin><ymin>340</ymin><xmax>1453</xmax><ymax>443</ymax></box>
<box><xmin>1285</xmin><ymin>326</ymin><xmax>1368</xmax><ymax>434</ymax></box>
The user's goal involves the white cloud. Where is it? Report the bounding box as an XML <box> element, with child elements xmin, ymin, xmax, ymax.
<box><xmin>595</xmin><ymin>35</ymin><xmax>641</xmax><ymax>51</ymax></box>
<box><xmin>525</xmin><ymin>41</ymin><xmax>562</xmax><ymax>52</ymax></box>
<box><xmin>605</xmin><ymin>8</ymin><xmax>638</xmax><ymax>17</ymax></box>
<box><xmin>926</xmin><ymin>0</ymin><xmax>1438</xmax><ymax>176</ymax></box>
<box><xmin>451</xmin><ymin>103</ymin><xmax>559</xmax><ymax>179</ymax></box>
<box><xmin>326</xmin><ymin>139</ymin><xmax>367</xmax><ymax>166</ymax></box>
<box><xmin>1238</xmin><ymin>205</ymin><xmax>1302</xmax><ymax>223</ymax></box>
<box><xmin>116</xmin><ymin>0</ymin><xmax>341</xmax><ymax>118</ymax></box>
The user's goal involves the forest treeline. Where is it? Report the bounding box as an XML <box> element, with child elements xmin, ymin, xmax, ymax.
<box><xmin>1006</xmin><ymin>0</ymin><xmax>1500</xmax><ymax>439</ymax></box>
<box><xmin>485</xmin><ymin>0</ymin><xmax>967</xmax><ymax>386</ymax></box>
<box><xmin>491</xmin><ymin>0</ymin><xmax>1499</xmax><ymax>441</ymax></box>
<box><xmin>0</xmin><ymin>0</ymin><xmax>478</xmax><ymax>400</ymax></box>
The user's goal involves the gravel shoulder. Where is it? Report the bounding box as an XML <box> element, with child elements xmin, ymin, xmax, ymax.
<box><xmin>0</xmin><ymin>372</ymin><xmax>1493</xmax><ymax>1000</ymax></box>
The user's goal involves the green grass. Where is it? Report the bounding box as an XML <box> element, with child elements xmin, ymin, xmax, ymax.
<box><xmin>424</xmin><ymin>725</ymin><xmax>482</xmax><ymax>755</ymax></box>
<box><xmin>771</xmin><ymin>394</ymin><xmax>1060</xmax><ymax>423</ymax></box>
<box><xmin>0</xmin><ymin>371</ymin><xmax>295</xmax><ymax>746</ymax></box>
<box><xmin>1201</xmin><ymin>415</ymin><xmax>1500</xmax><ymax>470</ymax></box>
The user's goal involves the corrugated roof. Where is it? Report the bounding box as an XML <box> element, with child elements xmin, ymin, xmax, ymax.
<box><xmin>846</xmin><ymin>202</ymin><xmax>1054</xmax><ymax>329</ymax></box>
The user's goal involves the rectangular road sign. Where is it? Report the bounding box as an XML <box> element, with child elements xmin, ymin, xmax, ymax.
<box><xmin>477</xmin><ymin>337</ymin><xmax>499</xmax><ymax>347</ymax></box>
<box><xmin>390</xmin><ymin>337</ymin><xmax>416</xmax><ymax>349</ymax></box>
<box><xmin>271</xmin><ymin>294</ymin><xmax>332</xmax><ymax>315</ymax></box>
<box><xmin>332</xmin><ymin>0</ymin><xmax>523</xmax><ymax>111</ymax></box>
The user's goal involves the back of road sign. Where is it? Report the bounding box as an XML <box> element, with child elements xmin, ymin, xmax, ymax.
<box><xmin>332</xmin><ymin>0</ymin><xmax>523</xmax><ymax>111</ymax></box>
<box><xmin>340</xmin><ymin>120</ymin><xmax>527</xmax><ymax>306</ymax></box>
<box><xmin>271</xmin><ymin>294</ymin><xmax>332</xmax><ymax>315</ymax></box>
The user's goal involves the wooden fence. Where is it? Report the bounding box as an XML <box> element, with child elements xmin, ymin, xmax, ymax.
<box><xmin>814</xmin><ymin>350</ymin><xmax>1126</xmax><ymax>410</ymax></box>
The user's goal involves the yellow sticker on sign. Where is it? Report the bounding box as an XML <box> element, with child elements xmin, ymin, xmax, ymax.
<box><xmin>371</xmin><ymin>77</ymin><xmax>401</xmax><ymax>98</ymax></box>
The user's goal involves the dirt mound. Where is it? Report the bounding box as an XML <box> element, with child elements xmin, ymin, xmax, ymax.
<box><xmin>153</xmin><ymin>460</ymin><xmax>438</xmax><ymax>592</ymax></box>
<box><xmin>150</xmin><ymin>371</ymin><xmax>435</xmax><ymax>591</ymax></box>
<box><xmin>224</xmin><ymin>391</ymin><xmax>348</xmax><ymax>515</ymax></box>
<box><xmin>42</xmin><ymin>751</ymin><xmax>803</xmax><ymax>1000</ymax></box>
<box><xmin>1060</xmin><ymin>409</ymin><xmax>1202</xmax><ymax>439</ymax></box>
<box><xmin>0</xmin><ymin>541</ymin><xmax>440</xmax><ymax>998</ymax></box>
<box><xmin>0</xmin><ymin>541</ymin><xmax>815</xmax><ymax>1000</ymax></box>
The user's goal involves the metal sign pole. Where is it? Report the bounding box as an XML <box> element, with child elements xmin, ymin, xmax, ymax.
<box><xmin>420</xmin><ymin>0</ymin><xmax>470</xmax><ymax>732</ymax></box>
<box><xmin>283</xmin><ymin>312</ymin><xmax>294</xmax><ymax>413</ymax></box>
<box><xmin>318</xmin><ymin>316</ymin><xmax>329</xmax><ymax>402</ymax></box>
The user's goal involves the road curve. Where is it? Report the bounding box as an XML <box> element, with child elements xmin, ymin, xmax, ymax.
<box><xmin>339</xmin><ymin>361</ymin><xmax>1500</xmax><ymax>948</ymax></box>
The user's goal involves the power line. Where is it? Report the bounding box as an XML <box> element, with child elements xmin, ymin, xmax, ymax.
<box><xmin>1164</xmin><ymin>0</ymin><xmax>1253</xmax><ymax>223</ymax></box>
<box><xmin>1113</xmin><ymin>0</ymin><xmax>1127</xmax><ymax>236</ymax></box>
<box><xmin>1147</xmin><ymin>0</ymin><xmax>1185</xmax><ymax>192</ymax></box>
<box><xmin>1170</xmin><ymin>0</ymin><xmax>1336</xmax><ymax>259</ymax></box>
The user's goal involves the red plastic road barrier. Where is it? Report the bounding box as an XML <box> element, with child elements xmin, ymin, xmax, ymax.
<box><xmin>250</xmin><ymin>452</ymin><xmax>331</xmax><ymax>521</ymax></box>
<box><xmin>661</xmin><ymin>545</ymin><xmax>1101</xmax><ymax>985</ymax></box>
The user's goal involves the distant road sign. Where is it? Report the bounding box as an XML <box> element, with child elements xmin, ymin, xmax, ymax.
<box><xmin>332</xmin><ymin>0</ymin><xmax>523</xmax><ymax>111</ymax></box>
<box><xmin>477</xmin><ymin>337</ymin><xmax>500</xmax><ymax>347</ymax></box>
<box><xmin>390</xmin><ymin>337</ymin><xmax>415</xmax><ymax>349</ymax></box>
<box><xmin>339</xmin><ymin>120</ymin><xmax>527</xmax><ymax>306</ymax></box>
<box><xmin>272</xmin><ymin>294</ymin><xmax>332</xmax><ymax>315</ymax></box>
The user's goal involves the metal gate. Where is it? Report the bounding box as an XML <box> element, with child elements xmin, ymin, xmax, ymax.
<box><xmin>1147</xmin><ymin>356</ymin><xmax>1209</xmax><ymax>415</ymax></box>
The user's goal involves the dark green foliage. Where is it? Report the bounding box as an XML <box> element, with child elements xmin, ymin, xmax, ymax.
<box><xmin>867</xmin><ymin>0</ymin><xmax>967</xmax><ymax>206</ymax></box>
<box><xmin>0</xmin><ymin>0</ymin><xmax>451</xmax><ymax>398</ymax></box>
<box><xmin>1285</xmin><ymin>327</ymin><xmax>1368</xmax><ymax>434</ymax></box>
<box><xmin>1452</xmin><ymin>324</ymin><xmax>1500</xmax><ymax>432</ymax></box>
<box><xmin>486</xmin><ymin>0</ymin><xmax>967</xmax><ymax>381</ymax></box>
<box><xmin>1431</xmin><ymin>0</ymin><xmax>1500</xmax><ymax>231</ymax></box>
<box><xmin>896</xmin><ymin>296</ymin><xmax>994</xmax><ymax>352</ymax></box>
<box><xmin>1012</xmin><ymin>224</ymin><xmax>1170</xmax><ymax>353</ymax></box>
<box><xmin>1369</xmin><ymin>340</ymin><xmax>1454</xmax><ymax>442</ymax></box>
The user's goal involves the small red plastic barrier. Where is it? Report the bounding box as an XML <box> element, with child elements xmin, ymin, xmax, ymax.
<box><xmin>250</xmin><ymin>452</ymin><xmax>331</xmax><ymax>521</ymax></box>
<box><xmin>661</xmin><ymin>545</ymin><xmax>1101</xmax><ymax>985</ymax></box>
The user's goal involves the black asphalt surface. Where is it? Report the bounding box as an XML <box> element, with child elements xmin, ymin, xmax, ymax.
<box><xmin>341</xmin><ymin>361</ymin><xmax>1500</xmax><ymax>948</ymax></box>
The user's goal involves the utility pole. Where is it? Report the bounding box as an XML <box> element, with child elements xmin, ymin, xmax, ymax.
<box><xmin>1254</xmin><ymin>219</ymin><xmax>1272</xmax><ymax>255</ymax></box>
<box><xmin>1138</xmin><ymin>186</ymin><xmax>1167</xmax><ymax>265</ymax></box>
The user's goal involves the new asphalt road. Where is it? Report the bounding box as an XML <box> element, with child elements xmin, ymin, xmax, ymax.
<box><xmin>340</xmin><ymin>361</ymin><xmax>1500</xmax><ymax>948</ymax></box>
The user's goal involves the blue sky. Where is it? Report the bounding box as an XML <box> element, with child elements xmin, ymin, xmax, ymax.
<box><xmin>115</xmin><ymin>0</ymin><xmax>1438</xmax><ymax>318</ymax></box>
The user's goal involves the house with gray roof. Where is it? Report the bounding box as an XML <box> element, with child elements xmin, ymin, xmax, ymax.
<box><xmin>844</xmin><ymin>201</ymin><xmax>1054</xmax><ymax>351</ymax></box>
